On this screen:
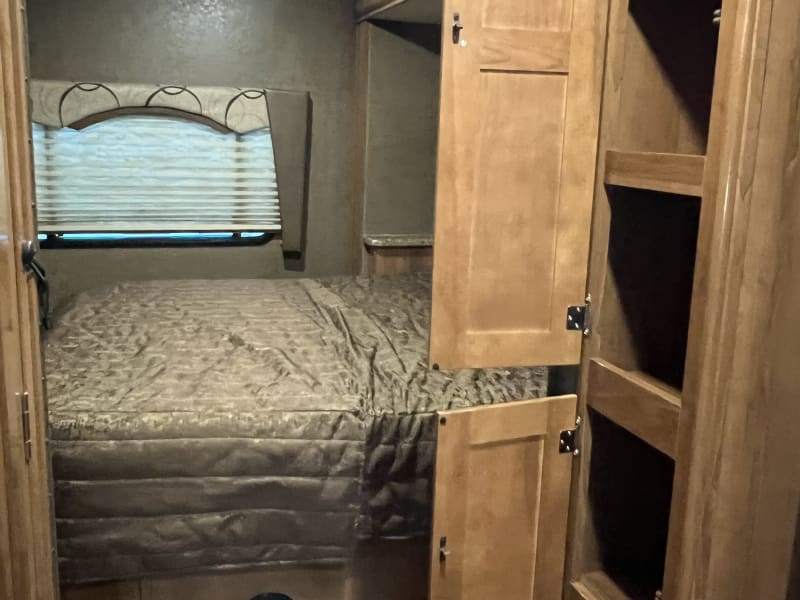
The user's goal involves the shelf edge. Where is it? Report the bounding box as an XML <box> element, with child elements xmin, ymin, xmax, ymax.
<box><xmin>586</xmin><ymin>358</ymin><xmax>681</xmax><ymax>458</ymax></box>
<box><xmin>569</xmin><ymin>571</ymin><xmax>635</xmax><ymax>600</ymax></box>
<box><xmin>605</xmin><ymin>151</ymin><xmax>706</xmax><ymax>196</ymax></box>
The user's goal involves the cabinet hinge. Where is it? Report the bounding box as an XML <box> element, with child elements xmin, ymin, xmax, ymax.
<box><xmin>567</xmin><ymin>293</ymin><xmax>592</xmax><ymax>336</ymax></box>
<box><xmin>18</xmin><ymin>392</ymin><xmax>31</xmax><ymax>463</ymax></box>
<box><xmin>560</xmin><ymin>416</ymin><xmax>582</xmax><ymax>456</ymax></box>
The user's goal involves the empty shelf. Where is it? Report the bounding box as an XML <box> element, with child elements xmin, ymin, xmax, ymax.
<box><xmin>605</xmin><ymin>151</ymin><xmax>706</xmax><ymax>196</ymax></box>
<box><xmin>363</xmin><ymin>233</ymin><xmax>433</xmax><ymax>248</ymax></box>
<box><xmin>586</xmin><ymin>358</ymin><xmax>681</xmax><ymax>458</ymax></box>
<box><xmin>571</xmin><ymin>571</ymin><xmax>655</xmax><ymax>600</ymax></box>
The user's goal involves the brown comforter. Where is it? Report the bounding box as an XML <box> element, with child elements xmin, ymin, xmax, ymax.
<box><xmin>45</xmin><ymin>275</ymin><xmax>548</xmax><ymax>582</ymax></box>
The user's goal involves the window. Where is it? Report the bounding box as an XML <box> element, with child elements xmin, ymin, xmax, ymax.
<box><xmin>31</xmin><ymin>115</ymin><xmax>281</xmax><ymax>237</ymax></box>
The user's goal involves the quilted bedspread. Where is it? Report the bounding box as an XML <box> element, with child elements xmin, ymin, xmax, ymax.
<box><xmin>45</xmin><ymin>274</ymin><xmax>548</xmax><ymax>582</ymax></box>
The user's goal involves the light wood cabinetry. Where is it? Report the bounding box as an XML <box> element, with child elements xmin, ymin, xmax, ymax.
<box><xmin>427</xmin><ymin>0</ymin><xmax>800</xmax><ymax>598</ymax></box>
<box><xmin>603</xmin><ymin>152</ymin><xmax>706</xmax><ymax>197</ymax></box>
<box><xmin>430</xmin><ymin>397</ymin><xmax>578</xmax><ymax>599</ymax></box>
<box><xmin>0</xmin><ymin>0</ymin><xmax>58</xmax><ymax>599</ymax></box>
<box><xmin>429</xmin><ymin>0</ymin><xmax>606</xmax><ymax>369</ymax></box>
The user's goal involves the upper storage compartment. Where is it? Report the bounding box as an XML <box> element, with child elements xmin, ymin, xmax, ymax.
<box><xmin>353</xmin><ymin>17</ymin><xmax>440</xmax><ymax>275</ymax></box>
<box><xmin>598</xmin><ymin>0</ymin><xmax>722</xmax><ymax>203</ymax></box>
<box><xmin>357</xmin><ymin>22</ymin><xmax>440</xmax><ymax>241</ymax></box>
<box><xmin>610</xmin><ymin>0</ymin><xmax>721</xmax><ymax>156</ymax></box>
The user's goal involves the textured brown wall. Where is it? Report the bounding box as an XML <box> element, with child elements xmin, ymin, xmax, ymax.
<box><xmin>362</xmin><ymin>23</ymin><xmax>440</xmax><ymax>237</ymax></box>
<box><xmin>26</xmin><ymin>0</ymin><xmax>356</xmax><ymax>309</ymax></box>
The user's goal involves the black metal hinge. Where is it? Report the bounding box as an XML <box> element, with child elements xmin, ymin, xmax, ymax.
<box><xmin>559</xmin><ymin>416</ymin><xmax>582</xmax><ymax>456</ymax></box>
<box><xmin>567</xmin><ymin>293</ymin><xmax>592</xmax><ymax>336</ymax></box>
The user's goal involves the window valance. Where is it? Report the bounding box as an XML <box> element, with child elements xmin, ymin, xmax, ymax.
<box><xmin>29</xmin><ymin>80</ymin><xmax>312</xmax><ymax>263</ymax></box>
<box><xmin>29</xmin><ymin>79</ymin><xmax>275</xmax><ymax>134</ymax></box>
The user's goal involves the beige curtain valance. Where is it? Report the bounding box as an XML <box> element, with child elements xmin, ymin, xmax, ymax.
<box><xmin>29</xmin><ymin>80</ymin><xmax>313</xmax><ymax>264</ymax></box>
<box><xmin>29</xmin><ymin>79</ymin><xmax>274</xmax><ymax>134</ymax></box>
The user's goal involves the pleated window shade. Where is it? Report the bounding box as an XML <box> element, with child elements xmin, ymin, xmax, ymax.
<box><xmin>32</xmin><ymin>116</ymin><xmax>281</xmax><ymax>233</ymax></box>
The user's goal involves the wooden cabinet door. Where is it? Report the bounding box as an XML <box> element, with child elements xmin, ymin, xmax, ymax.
<box><xmin>0</xmin><ymin>1</ymin><xmax>58</xmax><ymax>598</ymax></box>
<box><xmin>430</xmin><ymin>0</ymin><xmax>607</xmax><ymax>368</ymax></box>
<box><xmin>429</xmin><ymin>395</ymin><xmax>577</xmax><ymax>600</ymax></box>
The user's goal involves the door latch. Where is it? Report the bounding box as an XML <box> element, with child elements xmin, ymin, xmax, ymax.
<box><xmin>452</xmin><ymin>13</ymin><xmax>464</xmax><ymax>44</ymax></box>
<box><xmin>20</xmin><ymin>239</ymin><xmax>51</xmax><ymax>329</ymax></box>
<box><xmin>21</xmin><ymin>239</ymin><xmax>37</xmax><ymax>266</ymax></box>
<box><xmin>439</xmin><ymin>536</ymin><xmax>451</xmax><ymax>561</ymax></box>
<box><xmin>18</xmin><ymin>392</ymin><xmax>31</xmax><ymax>463</ymax></box>
<box><xmin>21</xmin><ymin>239</ymin><xmax>45</xmax><ymax>284</ymax></box>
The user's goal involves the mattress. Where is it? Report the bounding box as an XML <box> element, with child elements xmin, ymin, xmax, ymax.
<box><xmin>45</xmin><ymin>274</ymin><xmax>548</xmax><ymax>582</ymax></box>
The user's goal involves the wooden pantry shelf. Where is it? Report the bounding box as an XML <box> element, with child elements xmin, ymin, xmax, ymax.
<box><xmin>586</xmin><ymin>358</ymin><xmax>681</xmax><ymax>458</ymax></box>
<box><xmin>604</xmin><ymin>150</ymin><xmax>706</xmax><ymax>196</ymax></box>
<box><xmin>570</xmin><ymin>571</ymin><xmax>655</xmax><ymax>600</ymax></box>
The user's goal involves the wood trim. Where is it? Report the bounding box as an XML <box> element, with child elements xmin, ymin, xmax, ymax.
<box><xmin>664</xmin><ymin>0</ymin><xmax>800</xmax><ymax>597</ymax></box>
<box><xmin>1</xmin><ymin>0</ymin><xmax>58</xmax><ymax>597</ymax></box>
<box><xmin>363</xmin><ymin>233</ymin><xmax>434</xmax><ymax>275</ymax></box>
<box><xmin>561</xmin><ymin>0</ymin><xmax>616</xmax><ymax>589</ymax></box>
<box><xmin>586</xmin><ymin>359</ymin><xmax>681</xmax><ymax>458</ymax></box>
<box><xmin>364</xmin><ymin>246</ymin><xmax>433</xmax><ymax>275</ymax></box>
<box><xmin>480</xmin><ymin>29</ymin><xmax>570</xmax><ymax>73</ymax></box>
<box><xmin>604</xmin><ymin>151</ymin><xmax>706</xmax><ymax>196</ymax></box>
<box><xmin>0</xmin><ymin>56</ymin><xmax>37</xmax><ymax>600</ymax></box>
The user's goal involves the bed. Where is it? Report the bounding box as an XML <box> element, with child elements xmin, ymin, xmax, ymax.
<box><xmin>45</xmin><ymin>274</ymin><xmax>548</xmax><ymax>583</ymax></box>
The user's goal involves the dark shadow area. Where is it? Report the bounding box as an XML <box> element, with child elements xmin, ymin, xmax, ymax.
<box><xmin>606</xmin><ymin>187</ymin><xmax>701</xmax><ymax>389</ymax></box>
<box><xmin>629</xmin><ymin>0</ymin><xmax>720</xmax><ymax>145</ymax></box>
<box><xmin>787</xmin><ymin>503</ymin><xmax>800</xmax><ymax>600</ymax></box>
<box><xmin>588</xmin><ymin>409</ymin><xmax>675</xmax><ymax>598</ymax></box>
<box><xmin>372</xmin><ymin>20</ymin><xmax>442</xmax><ymax>55</ymax></box>
<box><xmin>547</xmin><ymin>365</ymin><xmax>580</xmax><ymax>397</ymax></box>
